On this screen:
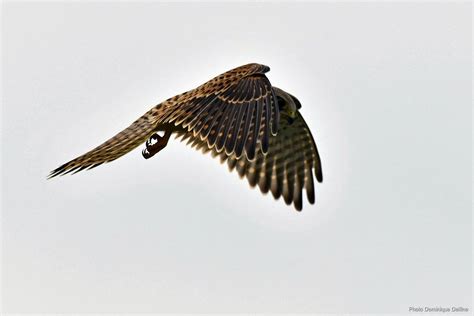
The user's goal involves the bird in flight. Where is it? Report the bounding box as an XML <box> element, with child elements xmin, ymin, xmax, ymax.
<box><xmin>49</xmin><ymin>63</ymin><xmax>323</xmax><ymax>210</ymax></box>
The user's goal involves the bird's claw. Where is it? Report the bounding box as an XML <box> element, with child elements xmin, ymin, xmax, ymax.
<box><xmin>142</xmin><ymin>133</ymin><xmax>168</xmax><ymax>159</ymax></box>
<box><xmin>142</xmin><ymin>148</ymin><xmax>153</xmax><ymax>159</ymax></box>
<box><xmin>146</xmin><ymin>134</ymin><xmax>160</xmax><ymax>147</ymax></box>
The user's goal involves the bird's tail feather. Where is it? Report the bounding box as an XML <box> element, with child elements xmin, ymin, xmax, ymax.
<box><xmin>48</xmin><ymin>110</ymin><xmax>159</xmax><ymax>178</ymax></box>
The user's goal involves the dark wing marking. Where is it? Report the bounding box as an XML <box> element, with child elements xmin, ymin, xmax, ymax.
<box><xmin>163</xmin><ymin>74</ymin><xmax>279</xmax><ymax>160</ymax></box>
<box><xmin>176</xmin><ymin>112</ymin><xmax>322</xmax><ymax>211</ymax></box>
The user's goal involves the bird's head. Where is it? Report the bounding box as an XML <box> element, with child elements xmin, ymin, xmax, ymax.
<box><xmin>273</xmin><ymin>87</ymin><xmax>299</xmax><ymax>124</ymax></box>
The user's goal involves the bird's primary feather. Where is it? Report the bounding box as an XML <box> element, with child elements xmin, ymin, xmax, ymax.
<box><xmin>176</xmin><ymin>108</ymin><xmax>322</xmax><ymax>211</ymax></box>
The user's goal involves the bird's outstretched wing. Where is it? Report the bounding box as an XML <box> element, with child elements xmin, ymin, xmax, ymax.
<box><xmin>49</xmin><ymin>63</ymin><xmax>279</xmax><ymax>177</ymax></box>
<box><xmin>157</xmin><ymin>69</ymin><xmax>280</xmax><ymax>160</ymax></box>
<box><xmin>177</xmin><ymin>112</ymin><xmax>323</xmax><ymax>211</ymax></box>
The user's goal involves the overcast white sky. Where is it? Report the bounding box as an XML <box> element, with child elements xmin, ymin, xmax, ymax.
<box><xmin>1</xmin><ymin>2</ymin><xmax>471</xmax><ymax>314</ymax></box>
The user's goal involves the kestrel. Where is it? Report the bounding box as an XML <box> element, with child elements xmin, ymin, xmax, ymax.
<box><xmin>49</xmin><ymin>63</ymin><xmax>323</xmax><ymax>210</ymax></box>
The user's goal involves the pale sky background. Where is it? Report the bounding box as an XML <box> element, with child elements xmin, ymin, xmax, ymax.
<box><xmin>1</xmin><ymin>2</ymin><xmax>472</xmax><ymax>314</ymax></box>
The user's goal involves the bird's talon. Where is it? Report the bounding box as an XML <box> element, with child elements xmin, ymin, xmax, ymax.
<box><xmin>146</xmin><ymin>133</ymin><xmax>162</xmax><ymax>148</ymax></box>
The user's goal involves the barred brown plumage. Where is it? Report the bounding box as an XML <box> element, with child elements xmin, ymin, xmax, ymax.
<box><xmin>175</xmin><ymin>108</ymin><xmax>322</xmax><ymax>211</ymax></box>
<box><xmin>48</xmin><ymin>113</ymin><xmax>158</xmax><ymax>178</ymax></box>
<box><xmin>49</xmin><ymin>63</ymin><xmax>323</xmax><ymax>210</ymax></box>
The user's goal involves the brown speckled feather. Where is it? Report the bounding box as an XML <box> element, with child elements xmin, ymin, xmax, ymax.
<box><xmin>176</xmin><ymin>111</ymin><xmax>323</xmax><ymax>211</ymax></box>
<box><xmin>49</xmin><ymin>63</ymin><xmax>279</xmax><ymax>178</ymax></box>
<box><xmin>48</xmin><ymin>110</ymin><xmax>160</xmax><ymax>178</ymax></box>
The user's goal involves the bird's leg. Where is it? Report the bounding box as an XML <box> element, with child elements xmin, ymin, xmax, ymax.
<box><xmin>142</xmin><ymin>130</ymin><xmax>172</xmax><ymax>159</ymax></box>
